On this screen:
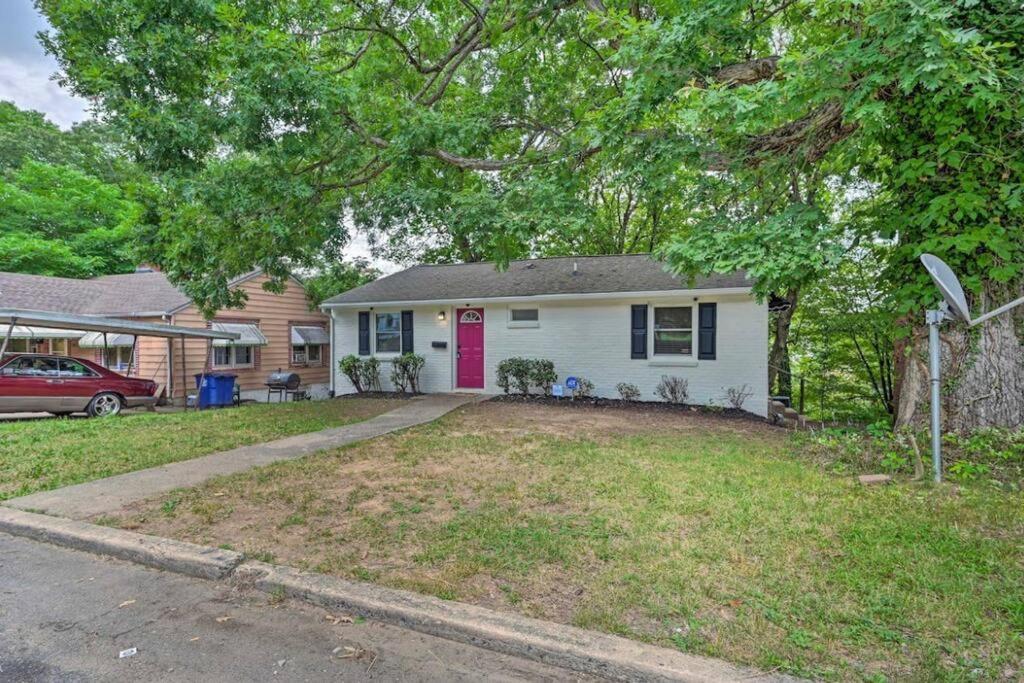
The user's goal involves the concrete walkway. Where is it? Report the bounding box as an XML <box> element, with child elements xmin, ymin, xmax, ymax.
<box><xmin>6</xmin><ymin>393</ymin><xmax>484</xmax><ymax>519</ymax></box>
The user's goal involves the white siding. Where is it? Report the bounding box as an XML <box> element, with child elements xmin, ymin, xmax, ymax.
<box><xmin>329</xmin><ymin>294</ymin><xmax>769</xmax><ymax>417</ymax></box>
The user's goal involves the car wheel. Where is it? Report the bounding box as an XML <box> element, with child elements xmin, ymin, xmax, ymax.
<box><xmin>88</xmin><ymin>392</ymin><xmax>123</xmax><ymax>418</ymax></box>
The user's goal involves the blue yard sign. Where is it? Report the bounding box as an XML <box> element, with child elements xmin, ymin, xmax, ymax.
<box><xmin>565</xmin><ymin>376</ymin><xmax>578</xmax><ymax>390</ymax></box>
<box><xmin>551</xmin><ymin>384</ymin><xmax>564</xmax><ymax>397</ymax></box>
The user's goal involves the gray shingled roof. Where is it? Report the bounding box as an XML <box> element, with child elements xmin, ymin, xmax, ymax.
<box><xmin>323</xmin><ymin>255</ymin><xmax>751</xmax><ymax>305</ymax></box>
<box><xmin>0</xmin><ymin>270</ymin><xmax>190</xmax><ymax>316</ymax></box>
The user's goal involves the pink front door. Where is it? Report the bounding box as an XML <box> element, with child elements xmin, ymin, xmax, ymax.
<box><xmin>456</xmin><ymin>308</ymin><xmax>485</xmax><ymax>389</ymax></box>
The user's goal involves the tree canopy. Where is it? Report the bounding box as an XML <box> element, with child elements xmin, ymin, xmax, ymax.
<box><xmin>36</xmin><ymin>0</ymin><xmax>1024</xmax><ymax>427</ymax></box>
<box><xmin>0</xmin><ymin>101</ymin><xmax>147</xmax><ymax>278</ymax></box>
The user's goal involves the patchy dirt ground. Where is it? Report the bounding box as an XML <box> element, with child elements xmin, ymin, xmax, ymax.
<box><xmin>102</xmin><ymin>401</ymin><xmax>1024</xmax><ymax>681</ymax></box>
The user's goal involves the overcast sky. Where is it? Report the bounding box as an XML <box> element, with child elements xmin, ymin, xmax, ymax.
<box><xmin>0</xmin><ymin>1</ymin><xmax>400</xmax><ymax>273</ymax></box>
<box><xmin>0</xmin><ymin>0</ymin><xmax>91</xmax><ymax>128</ymax></box>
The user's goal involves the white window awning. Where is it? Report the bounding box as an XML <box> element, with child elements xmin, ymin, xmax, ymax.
<box><xmin>6</xmin><ymin>325</ymin><xmax>87</xmax><ymax>340</ymax></box>
<box><xmin>291</xmin><ymin>325</ymin><xmax>329</xmax><ymax>346</ymax></box>
<box><xmin>210</xmin><ymin>322</ymin><xmax>268</xmax><ymax>347</ymax></box>
<box><xmin>77</xmin><ymin>332</ymin><xmax>137</xmax><ymax>348</ymax></box>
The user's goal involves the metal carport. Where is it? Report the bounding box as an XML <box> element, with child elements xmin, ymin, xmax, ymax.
<box><xmin>0</xmin><ymin>308</ymin><xmax>239</xmax><ymax>409</ymax></box>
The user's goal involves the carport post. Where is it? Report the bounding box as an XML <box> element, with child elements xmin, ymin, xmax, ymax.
<box><xmin>0</xmin><ymin>318</ymin><xmax>15</xmax><ymax>357</ymax></box>
<box><xmin>102</xmin><ymin>332</ymin><xmax>109</xmax><ymax>368</ymax></box>
<box><xmin>128</xmin><ymin>334</ymin><xmax>138</xmax><ymax>374</ymax></box>
<box><xmin>180</xmin><ymin>335</ymin><xmax>187</xmax><ymax>411</ymax></box>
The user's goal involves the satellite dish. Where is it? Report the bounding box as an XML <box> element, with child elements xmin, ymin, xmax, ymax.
<box><xmin>920</xmin><ymin>254</ymin><xmax>971</xmax><ymax>323</ymax></box>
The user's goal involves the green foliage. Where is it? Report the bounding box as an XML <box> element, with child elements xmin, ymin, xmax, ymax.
<box><xmin>359</xmin><ymin>357</ymin><xmax>382</xmax><ymax>393</ymax></box>
<box><xmin>497</xmin><ymin>358</ymin><xmax>533</xmax><ymax>396</ymax></box>
<box><xmin>339</xmin><ymin>355</ymin><xmax>386</xmax><ymax>393</ymax></box>
<box><xmin>390</xmin><ymin>353</ymin><xmax>426</xmax><ymax>394</ymax></box>
<box><xmin>303</xmin><ymin>258</ymin><xmax>379</xmax><ymax>308</ymax></box>
<box><xmin>798</xmin><ymin>425</ymin><xmax>1023</xmax><ymax>489</ymax></box>
<box><xmin>338</xmin><ymin>355</ymin><xmax>365</xmax><ymax>393</ymax></box>
<box><xmin>528</xmin><ymin>360</ymin><xmax>557</xmax><ymax>397</ymax></box>
<box><xmin>0</xmin><ymin>161</ymin><xmax>139</xmax><ymax>277</ymax></box>
<box><xmin>0</xmin><ymin>102</ymin><xmax>153</xmax><ymax>278</ymax></box>
<box><xmin>496</xmin><ymin>357</ymin><xmax>557</xmax><ymax>396</ymax></box>
<box><xmin>790</xmin><ymin>247</ymin><xmax>898</xmax><ymax>423</ymax></box>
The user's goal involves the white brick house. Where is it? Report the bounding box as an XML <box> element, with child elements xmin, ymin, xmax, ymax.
<box><xmin>321</xmin><ymin>255</ymin><xmax>769</xmax><ymax>417</ymax></box>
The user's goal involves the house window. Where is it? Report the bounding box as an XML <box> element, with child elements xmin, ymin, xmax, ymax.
<box><xmin>653</xmin><ymin>306</ymin><xmax>693</xmax><ymax>356</ymax></box>
<box><xmin>375</xmin><ymin>313</ymin><xmax>401</xmax><ymax>353</ymax></box>
<box><xmin>290</xmin><ymin>324</ymin><xmax>328</xmax><ymax>366</ymax></box>
<box><xmin>508</xmin><ymin>307</ymin><xmax>539</xmax><ymax>328</ymax></box>
<box><xmin>213</xmin><ymin>345</ymin><xmax>254</xmax><ymax>368</ymax></box>
<box><xmin>101</xmin><ymin>346</ymin><xmax>134</xmax><ymax>372</ymax></box>
<box><xmin>4</xmin><ymin>339</ymin><xmax>29</xmax><ymax>354</ymax></box>
<box><xmin>291</xmin><ymin>343</ymin><xmax>322</xmax><ymax>365</ymax></box>
<box><xmin>50</xmin><ymin>339</ymin><xmax>68</xmax><ymax>355</ymax></box>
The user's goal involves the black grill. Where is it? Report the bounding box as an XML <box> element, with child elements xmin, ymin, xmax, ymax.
<box><xmin>265</xmin><ymin>371</ymin><xmax>300</xmax><ymax>391</ymax></box>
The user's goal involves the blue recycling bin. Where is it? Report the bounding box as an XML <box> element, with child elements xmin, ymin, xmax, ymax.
<box><xmin>194</xmin><ymin>373</ymin><xmax>236</xmax><ymax>408</ymax></box>
<box><xmin>215</xmin><ymin>374</ymin><xmax>237</xmax><ymax>406</ymax></box>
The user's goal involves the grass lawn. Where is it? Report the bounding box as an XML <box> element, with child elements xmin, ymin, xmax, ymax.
<box><xmin>0</xmin><ymin>398</ymin><xmax>399</xmax><ymax>500</ymax></box>
<box><xmin>107</xmin><ymin>402</ymin><xmax>1023</xmax><ymax>681</ymax></box>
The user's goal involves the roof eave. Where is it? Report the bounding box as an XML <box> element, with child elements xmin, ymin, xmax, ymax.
<box><xmin>320</xmin><ymin>286</ymin><xmax>754</xmax><ymax>309</ymax></box>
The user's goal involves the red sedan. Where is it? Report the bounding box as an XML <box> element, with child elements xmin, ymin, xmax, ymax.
<box><xmin>0</xmin><ymin>354</ymin><xmax>158</xmax><ymax>417</ymax></box>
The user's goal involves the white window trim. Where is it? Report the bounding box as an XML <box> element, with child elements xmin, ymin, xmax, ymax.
<box><xmin>373</xmin><ymin>312</ymin><xmax>404</xmax><ymax>357</ymax></box>
<box><xmin>212</xmin><ymin>345</ymin><xmax>255</xmax><ymax>369</ymax></box>
<box><xmin>649</xmin><ymin>304</ymin><xmax>697</xmax><ymax>366</ymax></box>
<box><xmin>292</xmin><ymin>343</ymin><xmax>323</xmax><ymax>366</ymax></box>
<box><xmin>507</xmin><ymin>306</ymin><xmax>540</xmax><ymax>328</ymax></box>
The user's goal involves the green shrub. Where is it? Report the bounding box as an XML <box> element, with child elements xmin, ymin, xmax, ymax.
<box><xmin>616</xmin><ymin>382</ymin><xmax>640</xmax><ymax>401</ymax></box>
<box><xmin>390</xmin><ymin>353</ymin><xmax>426</xmax><ymax>393</ymax></box>
<box><xmin>339</xmin><ymin>355</ymin><xmax>384</xmax><ymax>393</ymax></box>
<box><xmin>572</xmin><ymin>377</ymin><xmax>594</xmax><ymax>399</ymax></box>
<box><xmin>529</xmin><ymin>359</ymin><xmax>557</xmax><ymax>396</ymax></box>
<box><xmin>339</xmin><ymin>355</ymin><xmax>365</xmax><ymax>392</ymax></box>
<box><xmin>496</xmin><ymin>357</ymin><xmax>534</xmax><ymax>395</ymax></box>
<box><xmin>359</xmin><ymin>357</ymin><xmax>381</xmax><ymax>392</ymax></box>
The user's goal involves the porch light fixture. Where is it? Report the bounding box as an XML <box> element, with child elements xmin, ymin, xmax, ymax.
<box><xmin>920</xmin><ymin>254</ymin><xmax>1024</xmax><ymax>483</ymax></box>
<box><xmin>438</xmin><ymin>310</ymin><xmax>446</xmax><ymax>321</ymax></box>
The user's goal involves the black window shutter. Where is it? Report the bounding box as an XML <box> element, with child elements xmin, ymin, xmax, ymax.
<box><xmin>698</xmin><ymin>303</ymin><xmax>717</xmax><ymax>360</ymax></box>
<box><xmin>401</xmin><ymin>310</ymin><xmax>414</xmax><ymax>354</ymax></box>
<box><xmin>358</xmin><ymin>311</ymin><xmax>370</xmax><ymax>355</ymax></box>
<box><xmin>630</xmin><ymin>305</ymin><xmax>648</xmax><ymax>359</ymax></box>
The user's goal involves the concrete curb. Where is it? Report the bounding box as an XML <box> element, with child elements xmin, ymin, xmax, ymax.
<box><xmin>1</xmin><ymin>509</ymin><xmax>793</xmax><ymax>682</ymax></box>
<box><xmin>0</xmin><ymin>507</ymin><xmax>244</xmax><ymax>580</ymax></box>
<box><xmin>233</xmin><ymin>561</ymin><xmax>787</xmax><ymax>682</ymax></box>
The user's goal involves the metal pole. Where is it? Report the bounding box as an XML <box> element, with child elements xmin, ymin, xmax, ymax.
<box><xmin>128</xmin><ymin>335</ymin><xmax>138</xmax><ymax>375</ymax></box>
<box><xmin>180</xmin><ymin>335</ymin><xmax>187</xmax><ymax>411</ymax></box>
<box><xmin>103</xmin><ymin>332</ymin><xmax>109</xmax><ymax>368</ymax></box>
<box><xmin>926</xmin><ymin>309</ymin><xmax>943</xmax><ymax>483</ymax></box>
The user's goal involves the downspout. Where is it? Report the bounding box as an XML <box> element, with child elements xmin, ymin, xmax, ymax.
<box><xmin>329</xmin><ymin>308</ymin><xmax>336</xmax><ymax>397</ymax></box>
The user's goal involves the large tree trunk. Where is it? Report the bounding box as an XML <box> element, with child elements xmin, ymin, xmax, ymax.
<box><xmin>768</xmin><ymin>289</ymin><xmax>799</xmax><ymax>398</ymax></box>
<box><xmin>895</xmin><ymin>291</ymin><xmax>1024</xmax><ymax>432</ymax></box>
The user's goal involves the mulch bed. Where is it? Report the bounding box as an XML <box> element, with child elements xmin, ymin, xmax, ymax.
<box><xmin>488</xmin><ymin>393</ymin><xmax>765</xmax><ymax>422</ymax></box>
<box><xmin>341</xmin><ymin>391</ymin><xmax>420</xmax><ymax>400</ymax></box>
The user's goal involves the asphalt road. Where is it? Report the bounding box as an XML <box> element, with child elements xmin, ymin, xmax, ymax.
<box><xmin>0</xmin><ymin>533</ymin><xmax>591</xmax><ymax>682</ymax></box>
